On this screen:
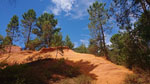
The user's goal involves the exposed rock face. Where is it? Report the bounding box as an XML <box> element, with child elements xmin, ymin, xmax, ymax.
<box><xmin>0</xmin><ymin>46</ymin><xmax>22</xmax><ymax>54</ymax></box>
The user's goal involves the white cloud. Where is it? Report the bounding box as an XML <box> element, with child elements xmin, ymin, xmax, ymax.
<box><xmin>46</xmin><ymin>0</ymin><xmax>75</xmax><ymax>15</ymax></box>
<box><xmin>80</xmin><ymin>39</ymin><xmax>89</xmax><ymax>47</ymax></box>
<box><xmin>105</xmin><ymin>33</ymin><xmax>112</xmax><ymax>45</ymax></box>
<box><xmin>45</xmin><ymin>0</ymin><xmax>107</xmax><ymax>19</ymax></box>
<box><xmin>68</xmin><ymin>0</ymin><xmax>96</xmax><ymax>19</ymax></box>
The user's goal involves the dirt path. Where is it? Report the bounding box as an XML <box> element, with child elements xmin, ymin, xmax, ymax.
<box><xmin>51</xmin><ymin>50</ymin><xmax>132</xmax><ymax>84</ymax></box>
<box><xmin>0</xmin><ymin>49</ymin><xmax>132</xmax><ymax>84</ymax></box>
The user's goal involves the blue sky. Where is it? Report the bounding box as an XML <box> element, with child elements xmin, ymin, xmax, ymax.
<box><xmin>0</xmin><ymin>0</ymin><xmax>119</xmax><ymax>48</ymax></box>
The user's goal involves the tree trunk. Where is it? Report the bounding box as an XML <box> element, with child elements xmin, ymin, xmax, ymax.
<box><xmin>98</xmin><ymin>26</ymin><xmax>103</xmax><ymax>55</ymax></box>
<box><xmin>140</xmin><ymin>0</ymin><xmax>148</xmax><ymax>14</ymax></box>
<box><xmin>101</xmin><ymin>25</ymin><xmax>108</xmax><ymax>59</ymax></box>
<box><xmin>26</xmin><ymin>25</ymin><xmax>32</xmax><ymax>49</ymax></box>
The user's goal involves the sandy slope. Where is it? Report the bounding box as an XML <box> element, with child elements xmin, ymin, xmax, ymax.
<box><xmin>0</xmin><ymin>49</ymin><xmax>132</xmax><ymax>84</ymax></box>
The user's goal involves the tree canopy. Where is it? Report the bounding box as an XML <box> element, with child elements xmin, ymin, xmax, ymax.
<box><xmin>6</xmin><ymin>15</ymin><xmax>19</xmax><ymax>45</ymax></box>
<box><xmin>21</xmin><ymin>9</ymin><xmax>36</xmax><ymax>49</ymax></box>
<box><xmin>88</xmin><ymin>1</ymin><xmax>110</xmax><ymax>58</ymax></box>
<box><xmin>64</xmin><ymin>35</ymin><xmax>74</xmax><ymax>49</ymax></box>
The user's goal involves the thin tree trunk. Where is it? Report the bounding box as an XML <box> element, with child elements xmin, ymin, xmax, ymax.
<box><xmin>98</xmin><ymin>26</ymin><xmax>103</xmax><ymax>55</ymax></box>
<box><xmin>101</xmin><ymin>24</ymin><xmax>108</xmax><ymax>59</ymax></box>
<box><xmin>140</xmin><ymin>0</ymin><xmax>148</xmax><ymax>14</ymax></box>
<box><xmin>26</xmin><ymin>25</ymin><xmax>32</xmax><ymax>49</ymax></box>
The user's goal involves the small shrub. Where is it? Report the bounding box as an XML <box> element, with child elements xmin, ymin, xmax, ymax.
<box><xmin>124</xmin><ymin>70</ymin><xmax>150</xmax><ymax>84</ymax></box>
<box><xmin>0</xmin><ymin>61</ymin><xmax>8</xmax><ymax>68</ymax></box>
<box><xmin>15</xmin><ymin>78</ymin><xmax>25</xmax><ymax>84</ymax></box>
<box><xmin>59</xmin><ymin>75</ymin><xmax>94</xmax><ymax>84</ymax></box>
<box><xmin>124</xmin><ymin>74</ymin><xmax>141</xmax><ymax>84</ymax></box>
<box><xmin>73</xmin><ymin>75</ymin><xmax>93</xmax><ymax>84</ymax></box>
<box><xmin>0</xmin><ymin>58</ymin><xmax>81</xmax><ymax>84</ymax></box>
<box><xmin>50</xmin><ymin>58</ymin><xmax>80</xmax><ymax>77</ymax></box>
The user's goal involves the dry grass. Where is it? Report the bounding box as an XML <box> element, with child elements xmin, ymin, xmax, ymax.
<box><xmin>57</xmin><ymin>75</ymin><xmax>95</xmax><ymax>84</ymax></box>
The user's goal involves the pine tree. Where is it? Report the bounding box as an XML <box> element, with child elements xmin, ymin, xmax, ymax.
<box><xmin>74</xmin><ymin>43</ymin><xmax>88</xmax><ymax>53</ymax></box>
<box><xmin>111</xmin><ymin>0</ymin><xmax>150</xmax><ymax>31</ymax></box>
<box><xmin>88</xmin><ymin>1</ymin><xmax>110</xmax><ymax>58</ymax></box>
<box><xmin>88</xmin><ymin>39</ymin><xmax>99</xmax><ymax>55</ymax></box>
<box><xmin>21</xmin><ymin>9</ymin><xmax>36</xmax><ymax>49</ymax></box>
<box><xmin>64</xmin><ymin>35</ymin><xmax>74</xmax><ymax>49</ymax></box>
<box><xmin>0</xmin><ymin>35</ymin><xmax>3</xmax><ymax>45</ymax></box>
<box><xmin>33</xmin><ymin>13</ymin><xmax>58</xmax><ymax>47</ymax></box>
<box><xmin>6</xmin><ymin>15</ymin><xmax>19</xmax><ymax>52</ymax></box>
<box><xmin>0</xmin><ymin>34</ymin><xmax>4</xmax><ymax>52</ymax></box>
<box><xmin>51</xmin><ymin>32</ymin><xmax>64</xmax><ymax>57</ymax></box>
<box><xmin>3</xmin><ymin>15</ymin><xmax>19</xmax><ymax>61</ymax></box>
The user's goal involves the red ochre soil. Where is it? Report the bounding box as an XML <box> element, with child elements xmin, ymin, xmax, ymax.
<box><xmin>0</xmin><ymin>47</ymin><xmax>132</xmax><ymax>84</ymax></box>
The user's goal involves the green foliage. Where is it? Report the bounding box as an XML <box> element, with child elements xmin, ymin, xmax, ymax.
<box><xmin>124</xmin><ymin>70</ymin><xmax>150</xmax><ymax>84</ymax></box>
<box><xmin>0</xmin><ymin>34</ymin><xmax>4</xmax><ymax>45</ymax></box>
<box><xmin>111</xmin><ymin>0</ymin><xmax>150</xmax><ymax>30</ymax></box>
<box><xmin>33</xmin><ymin>12</ymin><xmax>59</xmax><ymax>48</ymax></box>
<box><xmin>109</xmin><ymin>31</ymin><xmax>150</xmax><ymax>69</ymax></box>
<box><xmin>21</xmin><ymin>9</ymin><xmax>36</xmax><ymax>49</ymax></box>
<box><xmin>88</xmin><ymin>1</ymin><xmax>110</xmax><ymax>57</ymax></box>
<box><xmin>0</xmin><ymin>58</ymin><xmax>81</xmax><ymax>84</ymax></box>
<box><xmin>33</xmin><ymin>12</ymin><xmax>57</xmax><ymax>38</ymax></box>
<box><xmin>2</xmin><ymin>36</ymin><xmax>12</xmax><ymax>45</ymax></box>
<box><xmin>74</xmin><ymin>43</ymin><xmax>88</xmax><ymax>53</ymax></box>
<box><xmin>64</xmin><ymin>35</ymin><xmax>74</xmax><ymax>49</ymax></box>
<box><xmin>109</xmin><ymin>33</ymin><xmax>127</xmax><ymax>65</ymax></box>
<box><xmin>88</xmin><ymin>39</ymin><xmax>99</xmax><ymax>56</ymax></box>
<box><xmin>6</xmin><ymin>15</ymin><xmax>19</xmax><ymax>45</ymax></box>
<box><xmin>0</xmin><ymin>35</ymin><xmax>4</xmax><ymax>52</ymax></box>
<box><xmin>134</xmin><ymin>12</ymin><xmax>150</xmax><ymax>43</ymax></box>
<box><xmin>51</xmin><ymin>32</ymin><xmax>63</xmax><ymax>47</ymax></box>
<box><xmin>22</xmin><ymin>9</ymin><xmax>36</xmax><ymax>23</ymax></box>
<box><xmin>26</xmin><ymin>38</ymin><xmax>42</xmax><ymax>50</ymax></box>
<box><xmin>110</xmin><ymin>0</ymin><xmax>150</xmax><ymax>70</ymax></box>
<box><xmin>0</xmin><ymin>35</ymin><xmax>11</xmax><ymax>54</ymax></box>
<box><xmin>109</xmin><ymin>9</ymin><xmax>150</xmax><ymax>69</ymax></box>
<box><xmin>58</xmin><ymin>75</ymin><xmax>93</xmax><ymax>84</ymax></box>
<box><xmin>21</xmin><ymin>10</ymin><xmax>61</xmax><ymax>50</ymax></box>
<box><xmin>2</xmin><ymin>9</ymin><xmax>63</xmax><ymax>51</ymax></box>
<box><xmin>110</xmin><ymin>1</ymin><xmax>150</xmax><ymax>69</ymax></box>
<box><xmin>123</xmin><ymin>12</ymin><xmax>150</xmax><ymax>69</ymax></box>
<box><xmin>124</xmin><ymin>74</ymin><xmax>143</xmax><ymax>84</ymax></box>
<box><xmin>50</xmin><ymin>58</ymin><xmax>80</xmax><ymax>77</ymax></box>
<box><xmin>36</xmin><ymin>13</ymin><xmax>57</xmax><ymax>31</ymax></box>
<box><xmin>88</xmin><ymin>44</ymin><xmax>98</xmax><ymax>55</ymax></box>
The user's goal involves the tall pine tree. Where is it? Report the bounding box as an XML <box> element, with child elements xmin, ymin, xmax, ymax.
<box><xmin>64</xmin><ymin>35</ymin><xmax>74</xmax><ymax>49</ymax></box>
<box><xmin>33</xmin><ymin>13</ymin><xmax>58</xmax><ymax>48</ymax></box>
<box><xmin>3</xmin><ymin>15</ymin><xmax>19</xmax><ymax>61</ymax></box>
<box><xmin>88</xmin><ymin>1</ymin><xmax>110</xmax><ymax>58</ymax></box>
<box><xmin>21</xmin><ymin>9</ymin><xmax>36</xmax><ymax>49</ymax></box>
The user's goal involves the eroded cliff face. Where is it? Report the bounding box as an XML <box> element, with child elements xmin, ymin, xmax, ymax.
<box><xmin>0</xmin><ymin>45</ymin><xmax>22</xmax><ymax>54</ymax></box>
<box><xmin>0</xmin><ymin>47</ymin><xmax>132</xmax><ymax>84</ymax></box>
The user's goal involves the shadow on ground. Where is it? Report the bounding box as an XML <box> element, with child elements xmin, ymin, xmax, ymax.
<box><xmin>0</xmin><ymin>58</ymin><xmax>98</xmax><ymax>84</ymax></box>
